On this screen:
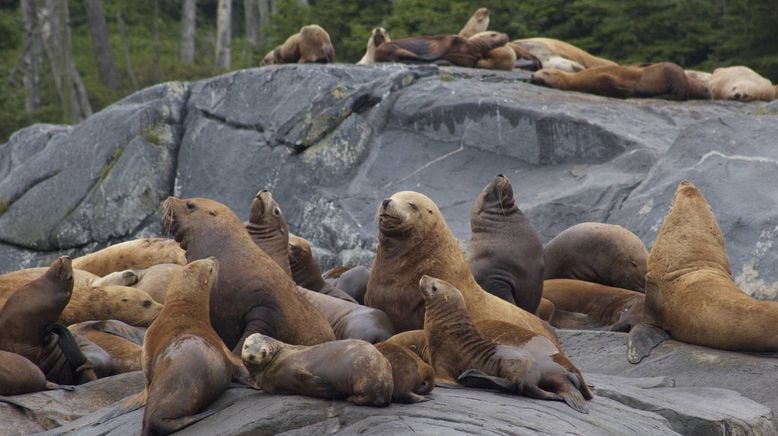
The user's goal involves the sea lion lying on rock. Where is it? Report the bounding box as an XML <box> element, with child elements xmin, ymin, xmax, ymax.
<box><xmin>708</xmin><ymin>66</ymin><xmax>776</xmax><ymax>101</ymax></box>
<box><xmin>374</xmin><ymin>31</ymin><xmax>510</xmax><ymax>69</ymax></box>
<box><xmin>261</xmin><ymin>24</ymin><xmax>334</xmax><ymax>65</ymax></box>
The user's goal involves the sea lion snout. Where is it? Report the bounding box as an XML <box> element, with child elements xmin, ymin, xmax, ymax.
<box><xmin>381</xmin><ymin>198</ymin><xmax>392</xmax><ymax>209</ymax></box>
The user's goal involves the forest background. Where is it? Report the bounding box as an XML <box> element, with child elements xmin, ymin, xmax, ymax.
<box><xmin>0</xmin><ymin>0</ymin><xmax>776</xmax><ymax>143</ymax></box>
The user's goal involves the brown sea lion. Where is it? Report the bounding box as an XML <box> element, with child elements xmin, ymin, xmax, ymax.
<box><xmin>471</xmin><ymin>35</ymin><xmax>516</xmax><ymax>71</ymax></box>
<box><xmin>543</xmin><ymin>222</ymin><xmax>648</xmax><ymax>292</ymax></box>
<box><xmin>0</xmin><ymin>351</ymin><xmax>74</xmax><ymax>395</ymax></box>
<box><xmin>543</xmin><ymin>279</ymin><xmax>644</xmax><ymax>332</ymax></box>
<box><xmin>536</xmin><ymin>297</ymin><xmax>555</xmax><ymax>322</ymax></box>
<box><xmin>69</xmin><ymin>320</ymin><xmax>147</xmax><ymax>376</ymax></box>
<box><xmin>374</xmin><ymin>32</ymin><xmax>510</xmax><ymax>69</ymax></box>
<box><xmin>531</xmin><ymin>62</ymin><xmax>690</xmax><ymax>101</ymax></box>
<box><xmin>72</xmin><ymin>238</ymin><xmax>186</xmax><ymax>277</ymax></box>
<box><xmin>505</xmin><ymin>42</ymin><xmax>543</xmax><ymax>71</ymax></box>
<box><xmin>246</xmin><ymin>190</ymin><xmax>292</xmax><ymax>276</ymax></box>
<box><xmin>510</xmin><ymin>38</ymin><xmax>617</xmax><ymax>70</ymax></box>
<box><xmin>242</xmin><ymin>333</ymin><xmax>393</xmax><ymax>407</ymax></box>
<box><xmin>420</xmin><ymin>276</ymin><xmax>590</xmax><ymax>413</ymax></box>
<box><xmin>365</xmin><ymin>191</ymin><xmax>556</xmax><ymax>343</ymax></box>
<box><xmin>468</xmin><ymin>175</ymin><xmax>544</xmax><ymax>311</ymax></box>
<box><xmin>374</xmin><ymin>342</ymin><xmax>434</xmax><ymax>403</ymax></box>
<box><xmin>300</xmin><ymin>287</ymin><xmax>395</xmax><ymax>343</ymax></box>
<box><xmin>288</xmin><ymin>235</ymin><xmax>357</xmax><ymax>303</ymax></box>
<box><xmin>382</xmin><ymin>330</ymin><xmax>430</xmax><ymax>363</ymax></box>
<box><xmin>261</xmin><ymin>24</ymin><xmax>334</xmax><ymax>65</ymax></box>
<box><xmin>458</xmin><ymin>7</ymin><xmax>489</xmax><ymax>38</ymax></box>
<box><xmin>0</xmin><ymin>257</ymin><xmax>96</xmax><ymax>385</ymax></box>
<box><xmin>708</xmin><ymin>66</ymin><xmax>776</xmax><ymax>102</ymax></box>
<box><xmin>628</xmin><ymin>180</ymin><xmax>778</xmax><ymax>363</ymax></box>
<box><xmin>163</xmin><ymin>197</ymin><xmax>335</xmax><ymax>351</ymax></box>
<box><xmin>684</xmin><ymin>70</ymin><xmax>711</xmax><ymax>100</ymax></box>
<box><xmin>357</xmin><ymin>27</ymin><xmax>391</xmax><ymax>65</ymax></box>
<box><xmin>335</xmin><ymin>265</ymin><xmax>371</xmax><ymax>304</ymax></box>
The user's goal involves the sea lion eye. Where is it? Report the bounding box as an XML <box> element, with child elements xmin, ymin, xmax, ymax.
<box><xmin>273</xmin><ymin>208</ymin><xmax>281</xmax><ymax>216</ymax></box>
<box><xmin>121</xmin><ymin>298</ymin><xmax>128</xmax><ymax>302</ymax></box>
<box><xmin>408</xmin><ymin>203</ymin><xmax>418</xmax><ymax>210</ymax></box>
<box><xmin>186</xmin><ymin>201</ymin><xmax>196</xmax><ymax>211</ymax></box>
<box><xmin>143</xmin><ymin>300</ymin><xmax>152</xmax><ymax>308</ymax></box>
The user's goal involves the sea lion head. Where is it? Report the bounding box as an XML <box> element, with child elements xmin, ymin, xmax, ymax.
<box><xmin>473</xmin><ymin>7</ymin><xmax>490</xmax><ymax>23</ymax></box>
<box><xmin>371</xmin><ymin>27</ymin><xmax>390</xmax><ymax>48</ymax></box>
<box><xmin>531</xmin><ymin>68</ymin><xmax>568</xmax><ymax>89</ymax></box>
<box><xmin>473</xmin><ymin>174</ymin><xmax>515</xmax><ymax>215</ymax></box>
<box><xmin>242</xmin><ymin>333</ymin><xmax>283</xmax><ymax>369</ymax></box>
<box><xmin>92</xmin><ymin>285</ymin><xmax>162</xmax><ymax>327</ymax></box>
<box><xmin>729</xmin><ymin>82</ymin><xmax>758</xmax><ymax>101</ymax></box>
<box><xmin>248</xmin><ymin>190</ymin><xmax>287</xmax><ymax>234</ymax></box>
<box><xmin>469</xmin><ymin>31</ymin><xmax>509</xmax><ymax>51</ymax></box>
<box><xmin>163</xmin><ymin>197</ymin><xmax>234</xmax><ymax>250</ymax></box>
<box><xmin>418</xmin><ymin>275</ymin><xmax>466</xmax><ymax>310</ymax></box>
<box><xmin>182</xmin><ymin>257</ymin><xmax>219</xmax><ymax>293</ymax></box>
<box><xmin>378</xmin><ymin>191</ymin><xmax>442</xmax><ymax>238</ymax></box>
<box><xmin>287</xmin><ymin>235</ymin><xmax>313</xmax><ymax>269</ymax></box>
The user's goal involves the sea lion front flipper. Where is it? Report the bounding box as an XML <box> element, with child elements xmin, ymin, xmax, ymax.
<box><xmin>456</xmin><ymin>369</ymin><xmax>515</xmax><ymax>393</ymax></box>
<box><xmin>627</xmin><ymin>323</ymin><xmax>670</xmax><ymax>364</ymax></box>
<box><xmin>91</xmin><ymin>270</ymin><xmax>139</xmax><ymax>287</ymax></box>
<box><xmin>398</xmin><ymin>392</ymin><xmax>430</xmax><ymax>403</ymax></box>
<box><xmin>97</xmin><ymin>390</ymin><xmax>147</xmax><ymax>424</ymax></box>
<box><xmin>151</xmin><ymin>407</ymin><xmax>225</xmax><ymax>434</ymax></box>
<box><xmin>554</xmin><ymin>384</ymin><xmax>589</xmax><ymax>414</ymax></box>
<box><xmin>44</xmin><ymin>382</ymin><xmax>75</xmax><ymax>391</ymax></box>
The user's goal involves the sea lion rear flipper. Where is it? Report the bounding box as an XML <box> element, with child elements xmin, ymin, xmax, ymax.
<box><xmin>46</xmin><ymin>324</ymin><xmax>98</xmax><ymax>384</ymax></box>
<box><xmin>97</xmin><ymin>390</ymin><xmax>147</xmax><ymax>424</ymax></box>
<box><xmin>457</xmin><ymin>369</ymin><xmax>515</xmax><ymax>393</ymax></box>
<box><xmin>558</xmin><ymin>388</ymin><xmax>589</xmax><ymax>414</ymax></box>
<box><xmin>627</xmin><ymin>323</ymin><xmax>670</xmax><ymax>364</ymax></box>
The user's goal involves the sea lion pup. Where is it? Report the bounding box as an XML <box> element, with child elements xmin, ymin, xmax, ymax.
<box><xmin>288</xmin><ymin>235</ymin><xmax>357</xmax><ymax>303</ymax></box>
<box><xmin>510</xmin><ymin>37</ymin><xmax>617</xmax><ymax>70</ymax></box>
<box><xmin>419</xmin><ymin>276</ymin><xmax>590</xmax><ymax>413</ymax></box>
<box><xmin>261</xmin><ymin>24</ymin><xmax>334</xmax><ymax>65</ymax></box>
<box><xmin>357</xmin><ymin>27</ymin><xmax>391</xmax><ymax>65</ymax></box>
<box><xmin>72</xmin><ymin>238</ymin><xmax>186</xmax><ymax>277</ymax></box>
<box><xmin>300</xmin><ymin>287</ymin><xmax>395</xmax><ymax>343</ymax></box>
<box><xmin>0</xmin><ymin>351</ymin><xmax>74</xmax><ymax>395</ymax></box>
<box><xmin>373</xmin><ymin>31</ymin><xmax>510</xmax><ymax>69</ymax></box>
<box><xmin>0</xmin><ymin>257</ymin><xmax>96</xmax><ymax>385</ymax></box>
<box><xmin>163</xmin><ymin>197</ymin><xmax>335</xmax><ymax>350</ymax></box>
<box><xmin>628</xmin><ymin>180</ymin><xmax>778</xmax><ymax>363</ymax></box>
<box><xmin>242</xmin><ymin>333</ymin><xmax>394</xmax><ymax>407</ymax></box>
<box><xmin>531</xmin><ymin>62</ymin><xmax>690</xmax><ymax>100</ymax></box>
<box><xmin>246</xmin><ymin>190</ymin><xmax>292</xmax><ymax>276</ymax></box>
<box><xmin>458</xmin><ymin>7</ymin><xmax>489</xmax><ymax>38</ymax></box>
<box><xmin>69</xmin><ymin>320</ymin><xmax>147</xmax><ymax>375</ymax></box>
<box><xmin>365</xmin><ymin>191</ymin><xmax>556</xmax><ymax>343</ymax></box>
<box><xmin>708</xmin><ymin>66</ymin><xmax>776</xmax><ymax>101</ymax></box>
<box><xmin>542</xmin><ymin>279</ymin><xmax>645</xmax><ymax>332</ymax></box>
<box><xmin>374</xmin><ymin>342</ymin><xmax>434</xmax><ymax>403</ymax></box>
<box><xmin>469</xmin><ymin>33</ymin><xmax>516</xmax><ymax>71</ymax></box>
<box><xmin>468</xmin><ymin>175</ymin><xmax>543</xmax><ymax>311</ymax></box>
<box><xmin>543</xmin><ymin>222</ymin><xmax>648</xmax><ymax>293</ymax></box>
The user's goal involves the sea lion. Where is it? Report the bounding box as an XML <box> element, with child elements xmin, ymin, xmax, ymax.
<box><xmin>542</xmin><ymin>55</ymin><xmax>585</xmax><ymax>73</ymax></box>
<box><xmin>470</xmin><ymin>34</ymin><xmax>516</xmax><ymax>71</ymax></box>
<box><xmin>420</xmin><ymin>275</ymin><xmax>590</xmax><ymax>413</ymax></box>
<box><xmin>334</xmin><ymin>265</ymin><xmax>370</xmax><ymax>304</ymax></box>
<box><xmin>708</xmin><ymin>66</ymin><xmax>776</xmax><ymax>102</ymax></box>
<box><xmin>510</xmin><ymin>38</ymin><xmax>617</xmax><ymax>70</ymax></box>
<box><xmin>116</xmin><ymin>263</ymin><xmax>184</xmax><ymax>304</ymax></box>
<box><xmin>542</xmin><ymin>279</ymin><xmax>644</xmax><ymax>332</ymax></box>
<box><xmin>0</xmin><ymin>257</ymin><xmax>96</xmax><ymax>385</ymax></box>
<box><xmin>382</xmin><ymin>330</ymin><xmax>430</xmax><ymax>363</ymax></box>
<box><xmin>628</xmin><ymin>180</ymin><xmax>778</xmax><ymax>363</ymax></box>
<box><xmin>357</xmin><ymin>27</ymin><xmax>391</xmax><ymax>65</ymax></box>
<box><xmin>468</xmin><ymin>175</ymin><xmax>544</xmax><ymax>311</ymax></box>
<box><xmin>72</xmin><ymin>238</ymin><xmax>186</xmax><ymax>277</ymax></box>
<box><xmin>374</xmin><ymin>342</ymin><xmax>434</xmax><ymax>403</ymax></box>
<box><xmin>543</xmin><ymin>222</ymin><xmax>648</xmax><ymax>292</ymax></box>
<box><xmin>684</xmin><ymin>70</ymin><xmax>712</xmax><ymax>100</ymax></box>
<box><xmin>532</xmin><ymin>62</ymin><xmax>690</xmax><ymax>100</ymax></box>
<box><xmin>365</xmin><ymin>191</ymin><xmax>556</xmax><ymax>342</ymax></box>
<box><xmin>242</xmin><ymin>333</ymin><xmax>393</xmax><ymax>407</ymax></box>
<box><xmin>505</xmin><ymin>43</ymin><xmax>543</xmax><ymax>71</ymax></box>
<box><xmin>0</xmin><ymin>351</ymin><xmax>74</xmax><ymax>395</ymax></box>
<box><xmin>288</xmin><ymin>235</ymin><xmax>357</xmax><ymax>303</ymax></box>
<box><xmin>246</xmin><ymin>190</ymin><xmax>292</xmax><ymax>276</ymax></box>
<box><xmin>300</xmin><ymin>287</ymin><xmax>395</xmax><ymax>343</ymax></box>
<box><xmin>458</xmin><ymin>7</ymin><xmax>489</xmax><ymax>38</ymax></box>
<box><xmin>374</xmin><ymin>32</ymin><xmax>510</xmax><ymax>69</ymax></box>
<box><xmin>163</xmin><ymin>196</ymin><xmax>335</xmax><ymax>351</ymax></box>
<box><xmin>536</xmin><ymin>297</ymin><xmax>555</xmax><ymax>322</ymax></box>
<box><xmin>261</xmin><ymin>24</ymin><xmax>334</xmax><ymax>65</ymax></box>
<box><xmin>69</xmin><ymin>320</ymin><xmax>147</xmax><ymax>376</ymax></box>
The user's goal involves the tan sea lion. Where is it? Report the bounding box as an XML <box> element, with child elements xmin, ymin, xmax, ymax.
<box><xmin>542</xmin><ymin>56</ymin><xmax>585</xmax><ymax>72</ymax></box>
<box><xmin>69</xmin><ymin>320</ymin><xmax>147</xmax><ymax>376</ymax></box>
<box><xmin>365</xmin><ymin>191</ymin><xmax>556</xmax><ymax>343</ymax></box>
<box><xmin>708</xmin><ymin>66</ymin><xmax>776</xmax><ymax>101</ymax></box>
<box><xmin>246</xmin><ymin>190</ymin><xmax>292</xmax><ymax>276</ymax></box>
<box><xmin>374</xmin><ymin>32</ymin><xmax>510</xmax><ymax>69</ymax></box>
<box><xmin>536</xmin><ymin>297</ymin><xmax>555</xmax><ymax>322</ymax></box>
<box><xmin>288</xmin><ymin>235</ymin><xmax>357</xmax><ymax>303</ymax></box>
<box><xmin>374</xmin><ymin>342</ymin><xmax>434</xmax><ymax>403</ymax></box>
<box><xmin>505</xmin><ymin>42</ymin><xmax>543</xmax><ymax>71</ymax></box>
<box><xmin>531</xmin><ymin>62</ymin><xmax>690</xmax><ymax>100</ymax></box>
<box><xmin>382</xmin><ymin>330</ymin><xmax>430</xmax><ymax>363</ymax></box>
<box><xmin>468</xmin><ymin>175</ymin><xmax>544</xmax><ymax>311</ymax></box>
<box><xmin>72</xmin><ymin>238</ymin><xmax>186</xmax><ymax>277</ymax></box>
<box><xmin>470</xmin><ymin>34</ymin><xmax>516</xmax><ymax>71</ymax></box>
<box><xmin>163</xmin><ymin>197</ymin><xmax>335</xmax><ymax>351</ymax></box>
<box><xmin>300</xmin><ymin>287</ymin><xmax>394</xmax><ymax>343</ymax></box>
<box><xmin>0</xmin><ymin>257</ymin><xmax>96</xmax><ymax>385</ymax></box>
<box><xmin>684</xmin><ymin>70</ymin><xmax>711</xmax><ymax>100</ymax></box>
<box><xmin>242</xmin><ymin>334</ymin><xmax>393</xmax><ymax>406</ymax></box>
<box><xmin>628</xmin><ymin>180</ymin><xmax>778</xmax><ymax>363</ymax></box>
<box><xmin>420</xmin><ymin>276</ymin><xmax>590</xmax><ymax>413</ymax></box>
<box><xmin>510</xmin><ymin>38</ymin><xmax>617</xmax><ymax>69</ymax></box>
<box><xmin>543</xmin><ymin>279</ymin><xmax>645</xmax><ymax>332</ymax></box>
<box><xmin>116</xmin><ymin>263</ymin><xmax>184</xmax><ymax>304</ymax></box>
<box><xmin>261</xmin><ymin>24</ymin><xmax>334</xmax><ymax>65</ymax></box>
<box><xmin>543</xmin><ymin>222</ymin><xmax>648</xmax><ymax>292</ymax></box>
<box><xmin>0</xmin><ymin>351</ymin><xmax>74</xmax><ymax>395</ymax></box>
<box><xmin>357</xmin><ymin>27</ymin><xmax>391</xmax><ymax>65</ymax></box>
<box><xmin>458</xmin><ymin>7</ymin><xmax>489</xmax><ymax>38</ymax></box>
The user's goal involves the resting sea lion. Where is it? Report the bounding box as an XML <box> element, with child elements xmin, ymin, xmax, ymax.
<box><xmin>69</xmin><ymin>320</ymin><xmax>147</xmax><ymax>376</ymax></box>
<box><xmin>72</xmin><ymin>238</ymin><xmax>186</xmax><ymax>277</ymax></box>
<box><xmin>242</xmin><ymin>333</ymin><xmax>394</xmax><ymax>406</ymax></box>
<box><xmin>544</xmin><ymin>222</ymin><xmax>648</xmax><ymax>292</ymax></box>
<box><xmin>531</xmin><ymin>62</ymin><xmax>690</xmax><ymax>100</ymax></box>
<box><xmin>458</xmin><ymin>7</ymin><xmax>489</xmax><ymax>38</ymax></box>
<box><xmin>300</xmin><ymin>287</ymin><xmax>394</xmax><ymax>343</ymax></box>
<box><xmin>470</xmin><ymin>33</ymin><xmax>516</xmax><ymax>71</ymax></box>
<box><xmin>510</xmin><ymin>38</ymin><xmax>617</xmax><ymax>70</ymax></box>
<box><xmin>288</xmin><ymin>235</ymin><xmax>357</xmax><ymax>303</ymax></box>
<box><xmin>374</xmin><ymin>342</ymin><xmax>434</xmax><ymax>403</ymax></box>
<box><xmin>246</xmin><ymin>190</ymin><xmax>292</xmax><ymax>276</ymax></box>
<box><xmin>468</xmin><ymin>175</ymin><xmax>544</xmax><ymax>311</ymax></box>
<box><xmin>261</xmin><ymin>24</ymin><xmax>334</xmax><ymax>65</ymax></box>
<box><xmin>163</xmin><ymin>197</ymin><xmax>335</xmax><ymax>351</ymax></box>
<box><xmin>0</xmin><ymin>350</ymin><xmax>74</xmax><ymax>395</ymax></box>
<box><xmin>543</xmin><ymin>279</ymin><xmax>644</xmax><ymax>332</ymax></box>
<box><xmin>684</xmin><ymin>70</ymin><xmax>712</xmax><ymax>100</ymax></box>
<box><xmin>420</xmin><ymin>276</ymin><xmax>590</xmax><ymax>413</ymax></box>
<box><xmin>628</xmin><ymin>180</ymin><xmax>778</xmax><ymax>363</ymax></box>
<box><xmin>335</xmin><ymin>265</ymin><xmax>370</xmax><ymax>304</ymax></box>
<box><xmin>536</xmin><ymin>297</ymin><xmax>555</xmax><ymax>322</ymax></box>
<box><xmin>505</xmin><ymin>43</ymin><xmax>543</xmax><ymax>71</ymax></box>
<box><xmin>365</xmin><ymin>191</ymin><xmax>556</xmax><ymax>342</ymax></box>
<box><xmin>708</xmin><ymin>66</ymin><xmax>776</xmax><ymax>102</ymax></box>
<box><xmin>128</xmin><ymin>263</ymin><xmax>184</xmax><ymax>304</ymax></box>
<box><xmin>382</xmin><ymin>330</ymin><xmax>430</xmax><ymax>363</ymax></box>
<box><xmin>357</xmin><ymin>27</ymin><xmax>391</xmax><ymax>65</ymax></box>
<box><xmin>374</xmin><ymin>32</ymin><xmax>510</xmax><ymax>69</ymax></box>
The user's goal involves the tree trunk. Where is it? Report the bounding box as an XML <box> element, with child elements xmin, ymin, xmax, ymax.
<box><xmin>83</xmin><ymin>0</ymin><xmax>119</xmax><ymax>89</ymax></box>
<box><xmin>116</xmin><ymin>9</ymin><xmax>139</xmax><ymax>91</ymax></box>
<box><xmin>180</xmin><ymin>0</ymin><xmax>197</xmax><ymax>64</ymax></box>
<box><xmin>258</xmin><ymin>0</ymin><xmax>271</xmax><ymax>45</ymax></box>
<box><xmin>151</xmin><ymin>0</ymin><xmax>161</xmax><ymax>82</ymax></box>
<box><xmin>214</xmin><ymin>0</ymin><xmax>232</xmax><ymax>69</ymax></box>
<box><xmin>243</xmin><ymin>0</ymin><xmax>258</xmax><ymax>63</ymax></box>
<box><xmin>21</xmin><ymin>0</ymin><xmax>44</xmax><ymax>112</ymax></box>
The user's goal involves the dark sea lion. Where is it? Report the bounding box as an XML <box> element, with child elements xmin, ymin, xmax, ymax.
<box><xmin>261</xmin><ymin>24</ymin><xmax>334</xmax><ymax>65</ymax></box>
<box><xmin>628</xmin><ymin>180</ymin><xmax>778</xmax><ymax>364</ymax></box>
<box><xmin>458</xmin><ymin>7</ymin><xmax>489</xmax><ymax>38</ymax></box>
<box><xmin>0</xmin><ymin>350</ymin><xmax>74</xmax><ymax>395</ymax></box>
<box><xmin>335</xmin><ymin>265</ymin><xmax>371</xmax><ymax>304</ymax></box>
<box><xmin>300</xmin><ymin>287</ymin><xmax>394</xmax><ymax>343</ymax></box>
<box><xmin>242</xmin><ymin>333</ymin><xmax>394</xmax><ymax>406</ymax></box>
<box><xmin>72</xmin><ymin>238</ymin><xmax>186</xmax><ymax>277</ymax></box>
<box><xmin>246</xmin><ymin>190</ymin><xmax>292</xmax><ymax>276</ymax></box>
<box><xmin>163</xmin><ymin>197</ymin><xmax>335</xmax><ymax>351</ymax></box>
<box><xmin>288</xmin><ymin>235</ymin><xmax>357</xmax><ymax>303</ymax></box>
<box><xmin>69</xmin><ymin>320</ymin><xmax>147</xmax><ymax>376</ymax></box>
<box><xmin>543</xmin><ymin>279</ymin><xmax>645</xmax><ymax>332</ymax></box>
<box><xmin>419</xmin><ymin>275</ymin><xmax>590</xmax><ymax>413</ymax></box>
<box><xmin>374</xmin><ymin>342</ymin><xmax>434</xmax><ymax>403</ymax></box>
<box><xmin>357</xmin><ymin>27</ymin><xmax>391</xmax><ymax>65</ymax></box>
<box><xmin>374</xmin><ymin>31</ymin><xmax>510</xmax><ymax>69</ymax></box>
<box><xmin>468</xmin><ymin>175</ymin><xmax>544</xmax><ymax>312</ymax></box>
<box><xmin>543</xmin><ymin>222</ymin><xmax>648</xmax><ymax>292</ymax></box>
